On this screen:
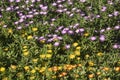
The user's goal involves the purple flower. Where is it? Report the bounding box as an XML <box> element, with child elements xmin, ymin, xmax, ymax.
<box><xmin>75</xmin><ymin>29</ymin><xmax>80</xmax><ymax>33</ymax></box>
<box><xmin>16</xmin><ymin>0</ymin><xmax>20</xmax><ymax>2</ymax></box>
<box><xmin>64</xmin><ymin>28</ymin><xmax>69</xmax><ymax>31</ymax></box>
<box><xmin>113</xmin><ymin>44</ymin><xmax>119</xmax><ymax>49</ymax></box>
<box><xmin>3</xmin><ymin>25</ymin><xmax>7</xmax><ymax>28</ymax></box>
<box><xmin>108</xmin><ymin>14</ymin><xmax>113</xmax><ymax>17</ymax></box>
<box><xmin>6</xmin><ymin>7</ymin><xmax>11</xmax><ymax>11</ymax></box>
<box><xmin>19</xmin><ymin>18</ymin><xmax>24</xmax><ymax>23</ymax></box>
<box><xmin>16</xmin><ymin>26</ymin><xmax>22</xmax><ymax>30</ymax></box>
<box><xmin>99</xmin><ymin>35</ymin><xmax>105</xmax><ymax>42</ymax></box>
<box><xmin>90</xmin><ymin>36</ymin><xmax>96</xmax><ymax>41</ymax></box>
<box><xmin>66</xmin><ymin>11</ymin><xmax>71</xmax><ymax>15</ymax></box>
<box><xmin>34</xmin><ymin>36</ymin><xmax>38</xmax><ymax>39</ymax></box>
<box><xmin>72</xmin><ymin>8</ymin><xmax>76</xmax><ymax>11</ymax></box>
<box><xmin>0</xmin><ymin>14</ymin><xmax>2</xmax><ymax>18</ymax></box>
<box><xmin>41</xmin><ymin>6</ymin><xmax>48</xmax><ymax>11</ymax></box>
<box><xmin>73</xmin><ymin>23</ymin><xmax>79</xmax><ymax>28</ymax></box>
<box><xmin>108</xmin><ymin>1</ymin><xmax>113</xmax><ymax>5</ymax></box>
<box><xmin>14</xmin><ymin>21</ymin><xmax>19</xmax><ymax>25</ymax></box>
<box><xmin>68</xmin><ymin>1</ymin><xmax>73</xmax><ymax>5</ymax></box>
<box><xmin>114</xmin><ymin>25</ymin><xmax>120</xmax><ymax>30</ymax></box>
<box><xmin>57</xmin><ymin>0</ymin><xmax>62</xmax><ymax>3</ymax></box>
<box><xmin>69</xmin><ymin>13</ymin><xmax>74</xmax><ymax>17</ymax></box>
<box><xmin>39</xmin><ymin>36</ymin><xmax>45</xmax><ymax>40</ymax></box>
<box><xmin>101</xmin><ymin>6</ymin><xmax>107</xmax><ymax>12</ymax></box>
<box><xmin>58</xmin><ymin>4</ymin><xmax>63</xmax><ymax>8</ymax></box>
<box><xmin>57</xmin><ymin>37</ymin><xmax>63</xmax><ymax>40</ymax></box>
<box><xmin>100</xmin><ymin>29</ymin><xmax>105</xmax><ymax>33</ymax></box>
<box><xmin>31</xmin><ymin>0</ymin><xmax>35</xmax><ymax>3</ymax></box>
<box><xmin>65</xmin><ymin>44</ymin><xmax>70</xmax><ymax>49</ymax></box>
<box><xmin>63</xmin><ymin>8</ymin><xmax>67</xmax><ymax>12</ymax></box>
<box><xmin>61</xmin><ymin>30</ymin><xmax>67</xmax><ymax>34</ymax></box>
<box><xmin>79</xmin><ymin>28</ymin><xmax>84</xmax><ymax>32</ymax></box>
<box><xmin>47</xmin><ymin>39</ymin><xmax>53</xmax><ymax>42</ymax></box>
<box><xmin>26</xmin><ymin>15</ymin><xmax>33</xmax><ymax>18</ymax></box>
<box><xmin>58</xmin><ymin>26</ymin><xmax>64</xmax><ymax>30</ymax></box>
<box><xmin>54</xmin><ymin>42</ymin><xmax>60</xmax><ymax>46</ymax></box>
<box><xmin>51</xmin><ymin>18</ymin><xmax>56</xmax><ymax>21</ymax></box>
<box><xmin>52</xmin><ymin>3</ymin><xmax>57</xmax><ymax>6</ymax></box>
<box><xmin>68</xmin><ymin>30</ymin><xmax>74</xmax><ymax>35</ymax></box>
<box><xmin>113</xmin><ymin>11</ymin><xmax>119</xmax><ymax>16</ymax></box>
<box><xmin>76</xmin><ymin>9</ymin><xmax>81</xmax><ymax>13</ymax></box>
<box><xmin>96</xmin><ymin>15</ymin><xmax>100</xmax><ymax>18</ymax></box>
<box><xmin>56</xmin><ymin>9</ymin><xmax>63</xmax><ymax>13</ymax></box>
<box><xmin>106</xmin><ymin>27</ymin><xmax>111</xmax><ymax>31</ymax></box>
<box><xmin>50</xmin><ymin>23</ymin><xmax>54</xmax><ymax>26</ymax></box>
<box><xmin>80</xmin><ymin>0</ymin><xmax>86</xmax><ymax>2</ymax></box>
<box><xmin>9</xmin><ymin>0</ymin><xmax>14</xmax><ymax>2</ymax></box>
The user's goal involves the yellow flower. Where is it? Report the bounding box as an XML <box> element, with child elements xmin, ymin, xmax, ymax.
<box><xmin>58</xmin><ymin>66</ymin><xmax>62</xmax><ymax>70</ymax></box>
<box><xmin>53</xmin><ymin>38</ymin><xmax>58</xmax><ymax>41</ymax></box>
<box><xmin>2</xmin><ymin>77</ymin><xmax>8</xmax><ymax>80</ymax></box>
<box><xmin>32</xmin><ymin>58</ymin><xmax>38</xmax><ymax>63</ymax></box>
<box><xmin>0</xmin><ymin>67</ymin><xmax>5</xmax><ymax>72</ymax></box>
<box><xmin>76</xmin><ymin>46</ymin><xmax>81</xmax><ymax>50</ymax></box>
<box><xmin>88</xmin><ymin>74</ymin><xmax>94</xmax><ymax>78</ymax></box>
<box><xmin>21</xmin><ymin>34</ymin><xmax>25</xmax><ymax>37</ymax></box>
<box><xmin>61</xmin><ymin>72</ymin><xmax>67</xmax><ymax>76</ymax></box>
<box><xmin>46</xmin><ymin>54</ymin><xmax>52</xmax><ymax>58</ymax></box>
<box><xmin>114</xmin><ymin>67</ymin><xmax>120</xmax><ymax>72</ymax></box>
<box><xmin>97</xmin><ymin>52</ymin><xmax>103</xmax><ymax>56</ymax></box>
<box><xmin>84</xmin><ymin>33</ymin><xmax>89</xmax><ymax>37</ymax></box>
<box><xmin>23</xmin><ymin>46</ymin><xmax>27</xmax><ymax>49</ymax></box>
<box><xmin>52</xmin><ymin>66</ymin><xmax>58</xmax><ymax>72</ymax></box>
<box><xmin>74</xmin><ymin>51</ymin><xmax>80</xmax><ymax>56</ymax></box>
<box><xmin>40</xmin><ymin>40</ymin><xmax>45</xmax><ymax>44</ymax></box>
<box><xmin>21</xmin><ymin>32</ymin><xmax>27</xmax><ymax>37</ymax></box>
<box><xmin>72</xmin><ymin>42</ymin><xmax>78</xmax><ymax>47</ymax></box>
<box><xmin>69</xmin><ymin>54</ymin><xmax>75</xmax><ymax>59</ymax></box>
<box><xmin>0</xmin><ymin>21</ymin><xmax>5</xmax><ymax>26</ymax></box>
<box><xmin>22</xmin><ymin>49</ymin><xmax>28</xmax><ymax>52</ymax></box>
<box><xmin>52</xmin><ymin>76</ymin><xmax>56</xmax><ymax>78</ymax></box>
<box><xmin>23</xmin><ymin>51</ymin><xmax>29</xmax><ymax>56</ymax></box>
<box><xmin>47</xmin><ymin>50</ymin><xmax>52</xmax><ymax>53</ymax></box>
<box><xmin>3</xmin><ymin>48</ymin><xmax>9</xmax><ymax>51</ymax></box>
<box><xmin>8</xmin><ymin>29</ymin><xmax>13</xmax><ymax>34</ymax></box>
<box><xmin>40</xmin><ymin>54</ymin><xmax>46</xmax><ymax>58</ymax></box>
<box><xmin>74</xmin><ymin>74</ymin><xmax>79</xmax><ymax>78</ymax></box>
<box><xmin>30</xmin><ymin>76</ymin><xmax>35</xmax><ymax>80</ymax></box>
<box><xmin>39</xmin><ymin>67</ymin><xmax>46</xmax><ymax>73</ymax></box>
<box><xmin>97</xmin><ymin>72</ymin><xmax>101</xmax><ymax>75</ymax></box>
<box><xmin>77</xmin><ymin>64</ymin><xmax>82</xmax><ymax>67</ymax></box>
<box><xmin>27</xmin><ymin>35</ymin><xmax>33</xmax><ymax>40</ymax></box>
<box><xmin>10</xmin><ymin>65</ymin><xmax>17</xmax><ymax>70</ymax></box>
<box><xmin>88</xmin><ymin>61</ymin><xmax>94</xmax><ymax>66</ymax></box>
<box><xmin>32</xmin><ymin>27</ymin><xmax>38</xmax><ymax>32</ymax></box>
<box><xmin>35</xmin><ymin>67</ymin><xmax>39</xmax><ymax>71</ymax></box>
<box><xmin>77</xmin><ymin>57</ymin><xmax>80</xmax><ymax>60</ymax></box>
<box><xmin>46</xmin><ymin>44</ymin><xmax>52</xmax><ymax>49</ymax></box>
<box><xmin>87</xmin><ymin>67</ymin><xmax>94</xmax><ymax>71</ymax></box>
<box><xmin>48</xmin><ymin>68</ymin><xmax>52</xmax><ymax>71</ymax></box>
<box><xmin>16</xmin><ymin>72</ymin><xmax>23</xmax><ymax>77</ymax></box>
<box><xmin>103</xmin><ymin>67</ymin><xmax>109</xmax><ymax>71</ymax></box>
<box><xmin>24</xmin><ymin>66</ymin><xmax>30</xmax><ymax>71</ymax></box>
<box><xmin>31</xmin><ymin>69</ymin><xmax>36</xmax><ymax>74</ymax></box>
<box><xmin>85</xmin><ymin>54</ymin><xmax>89</xmax><ymax>59</ymax></box>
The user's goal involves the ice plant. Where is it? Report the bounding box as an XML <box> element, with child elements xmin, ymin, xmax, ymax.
<box><xmin>99</xmin><ymin>35</ymin><xmax>105</xmax><ymax>42</ymax></box>
<box><xmin>90</xmin><ymin>36</ymin><xmax>96</xmax><ymax>41</ymax></box>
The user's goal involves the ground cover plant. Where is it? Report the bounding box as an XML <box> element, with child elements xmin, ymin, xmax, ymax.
<box><xmin>0</xmin><ymin>0</ymin><xmax>120</xmax><ymax>80</ymax></box>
